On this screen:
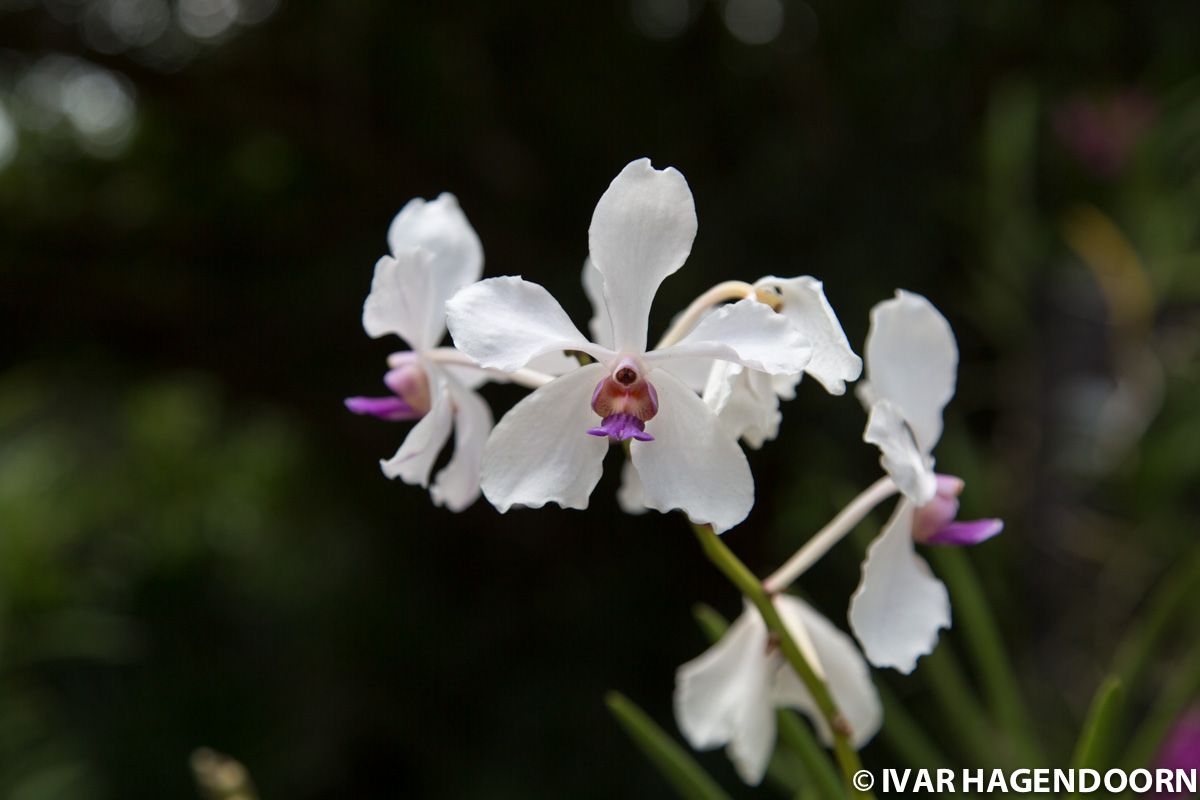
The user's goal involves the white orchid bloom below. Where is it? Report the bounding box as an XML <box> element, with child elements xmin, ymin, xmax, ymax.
<box><xmin>344</xmin><ymin>194</ymin><xmax>497</xmax><ymax>512</ymax></box>
<box><xmin>849</xmin><ymin>290</ymin><xmax>1004</xmax><ymax>672</ymax></box>
<box><xmin>446</xmin><ymin>158</ymin><xmax>811</xmax><ymax>532</ymax></box>
<box><xmin>703</xmin><ymin>276</ymin><xmax>862</xmax><ymax>447</ymax></box>
<box><xmin>674</xmin><ymin>596</ymin><xmax>881</xmax><ymax>785</ymax></box>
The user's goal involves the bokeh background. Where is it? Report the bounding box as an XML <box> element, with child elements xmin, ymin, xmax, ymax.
<box><xmin>2</xmin><ymin>0</ymin><xmax>1199</xmax><ymax>797</ymax></box>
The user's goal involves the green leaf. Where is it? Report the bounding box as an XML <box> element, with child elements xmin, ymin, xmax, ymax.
<box><xmin>777</xmin><ymin>710</ymin><xmax>847</xmax><ymax>800</ymax></box>
<box><xmin>605</xmin><ymin>691</ymin><xmax>732</xmax><ymax>800</ymax></box>
<box><xmin>875</xmin><ymin>682</ymin><xmax>953</xmax><ymax>772</ymax></box>
<box><xmin>692</xmin><ymin>603</ymin><xmax>730</xmax><ymax>644</ymax></box>
<box><xmin>1121</xmin><ymin>641</ymin><xmax>1200</xmax><ymax>769</ymax></box>
<box><xmin>920</xmin><ymin>644</ymin><xmax>996</xmax><ymax>766</ymax></box>
<box><xmin>1070</xmin><ymin>677</ymin><xmax>1123</xmax><ymax>771</ymax></box>
<box><xmin>930</xmin><ymin>547</ymin><xmax>1042</xmax><ymax>764</ymax></box>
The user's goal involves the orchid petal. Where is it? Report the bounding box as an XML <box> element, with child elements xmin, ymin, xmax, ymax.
<box><xmin>772</xmin><ymin>596</ymin><xmax>883</xmax><ymax>749</ymax></box>
<box><xmin>387</xmin><ymin>192</ymin><xmax>483</xmax><ymax>299</ymax></box>
<box><xmin>429</xmin><ymin>371</ymin><xmax>493</xmax><ymax>512</ymax></box>
<box><xmin>589</xmin><ymin>159</ymin><xmax>697</xmax><ymax>352</ymax></box>
<box><xmin>581</xmin><ymin>257</ymin><xmax>615</xmax><ymax>349</ymax></box>
<box><xmin>380</xmin><ymin>368</ymin><xmax>454</xmax><ymax>486</ymax></box>
<box><xmin>658</xmin><ymin>355</ymin><xmax>717</xmax><ymax>393</ymax></box>
<box><xmin>480</xmin><ymin>363</ymin><xmax>609</xmax><ymax>512</ymax></box>
<box><xmin>758</xmin><ymin>276</ymin><xmax>862</xmax><ymax>395</ymax></box>
<box><xmin>863</xmin><ymin>290</ymin><xmax>957</xmax><ymax>452</ymax></box>
<box><xmin>363</xmin><ymin>251</ymin><xmax>443</xmax><ymax>351</ymax></box>
<box><xmin>849</xmin><ymin>500</ymin><xmax>951</xmax><ymax>673</ymax></box>
<box><xmin>674</xmin><ymin>603</ymin><xmax>777</xmax><ymax>785</ymax></box>
<box><xmin>649</xmin><ymin>298</ymin><xmax>811</xmax><ymax>376</ymax></box>
<box><xmin>616</xmin><ymin>459</ymin><xmax>648</xmax><ymax>515</ymax></box>
<box><xmin>703</xmin><ymin>361</ymin><xmax>781</xmax><ymax>449</ymax></box>
<box><xmin>631</xmin><ymin>369</ymin><xmax>753</xmax><ymax>533</ymax></box>
<box><xmin>864</xmin><ymin>399</ymin><xmax>938</xmax><ymax>505</ymax></box>
<box><xmin>446</xmin><ymin>277</ymin><xmax>611</xmax><ymax>373</ymax></box>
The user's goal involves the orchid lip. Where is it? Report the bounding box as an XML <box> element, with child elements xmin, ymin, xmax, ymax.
<box><xmin>923</xmin><ymin>518</ymin><xmax>1005</xmax><ymax>546</ymax></box>
<box><xmin>588</xmin><ymin>412</ymin><xmax>654</xmax><ymax>442</ymax></box>
<box><xmin>912</xmin><ymin>473</ymin><xmax>1004</xmax><ymax>547</ymax></box>
<box><xmin>587</xmin><ymin>357</ymin><xmax>659</xmax><ymax>443</ymax></box>
<box><xmin>344</xmin><ymin>395</ymin><xmax>423</xmax><ymax>421</ymax></box>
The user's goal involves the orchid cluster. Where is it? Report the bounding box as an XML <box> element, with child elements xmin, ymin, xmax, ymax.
<box><xmin>346</xmin><ymin>158</ymin><xmax>1004</xmax><ymax>790</ymax></box>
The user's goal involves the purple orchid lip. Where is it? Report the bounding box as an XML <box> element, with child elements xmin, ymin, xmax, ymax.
<box><xmin>588</xmin><ymin>358</ymin><xmax>658</xmax><ymax>443</ymax></box>
<box><xmin>924</xmin><ymin>518</ymin><xmax>1005</xmax><ymax>547</ymax></box>
<box><xmin>344</xmin><ymin>395</ymin><xmax>423</xmax><ymax>422</ymax></box>
<box><xmin>588</xmin><ymin>412</ymin><xmax>654</xmax><ymax>442</ymax></box>
<box><xmin>912</xmin><ymin>474</ymin><xmax>1005</xmax><ymax>547</ymax></box>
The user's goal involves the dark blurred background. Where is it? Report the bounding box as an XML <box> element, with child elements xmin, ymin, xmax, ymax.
<box><xmin>1</xmin><ymin>0</ymin><xmax>1199</xmax><ymax>797</ymax></box>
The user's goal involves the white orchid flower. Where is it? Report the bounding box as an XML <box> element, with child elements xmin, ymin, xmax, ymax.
<box><xmin>702</xmin><ymin>276</ymin><xmax>862</xmax><ymax>447</ymax></box>
<box><xmin>674</xmin><ymin>596</ymin><xmax>881</xmax><ymax>785</ymax></box>
<box><xmin>446</xmin><ymin>158</ymin><xmax>811</xmax><ymax>532</ymax></box>
<box><xmin>345</xmin><ymin>194</ymin><xmax>510</xmax><ymax>511</ymax></box>
<box><xmin>848</xmin><ymin>290</ymin><xmax>1003</xmax><ymax>672</ymax></box>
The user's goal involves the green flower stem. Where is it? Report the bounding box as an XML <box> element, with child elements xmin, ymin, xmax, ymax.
<box><xmin>777</xmin><ymin>709</ymin><xmax>849</xmax><ymax>800</ymax></box>
<box><xmin>692</xmin><ymin>602</ymin><xmax>845</xmax><ymax>800</ymax></box>
<box><xmin>691</xmin><ymin>523</ymin><xmax>872</xmax><ymax>798</ymax></box>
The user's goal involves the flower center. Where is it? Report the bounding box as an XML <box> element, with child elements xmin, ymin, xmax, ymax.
<box><xmin>913</xmin><ymin>474</ymin><xmax>1005</xmax><ymax>547</ymax></box>
<box><xmin>587</xmin><ymin>357</ymin><xmax>658</xmax><ymax>443</ymax></box>
<box><xmin>384</xmin><ymin>359</ymin><xmax>432</xmax><ymax>415</ymax></box>
<box><xmin>344</xmin><ymin>356</ymin><xmax>431</xmax><ymax>422</ymax></box>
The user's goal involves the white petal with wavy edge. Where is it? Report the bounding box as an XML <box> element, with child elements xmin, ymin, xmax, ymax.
<box><xmin>616</xmin><ymin>458</ymin><xmax>648</xmax><ymax>515</ymax></box>
<box><xmin>772</xmin><ymin>596</ymin><xmax>883</xmax><ymax>749</ymax></box>
<box><xmin>380</xmin><ymin>365</ymin><xmax>454</xmax><ymax>486</ymax></box>
<box><xmin>703</xmin><ymin>361</ymin><xmax>782</xmax><ymax>449</ymax></box>
<box><xmin>648</xmin><ymin>298</ymin><xmax>811</xmax><ymax>375</ymax></box>
<box><xmin>363</xmin><ymin>250</ymin><xmax>443</xmax><ymax>351</ymax></box>
<box><xmin>429</xmin><ymin>370</ymin><xmax>493</xmax><ymax>512</ymax></box>
<box><xmin>864</xmin><ymin>399</ymin><xmax>938</xmax><ymax>505</ymax></box>
<box><xmin>848</xmin><ymin>499</ymin><xmax>951</xmax><ymax>673</ymax></box>
<box><xmin>631</xmin><ymin>369</ymin><xmax>753</xmax><ymax>533</ymax></box>
<box><xmin>387</xmin><ymin>193</ymin><xmax>483</xmax><ymax>308</ymax></box>
<box><xmin>446</xmin><ymin>277</ymin><xmax>611</xmax><ymax>373</ymax></box>
<box><xmin>759</xmin><ymin>276</ymin><xmax>862</xmax><ymax>395</ymax></box>
<box><xmin>479</xmin><ymin>363</ymin><xmax>609</xmax><ymax>512</ymax></box>
<box><xmin>674</xmin><ymin>603</ymin><xmax>777</xmax><ymax>785</ymax></box>
<box><xmin>864</xmin><ymin>290</ymin><xmax>957</xmax><ymax>452</ymax></box>
<box><xmin>589</xmin><ymin>159</ymin><xmax>697</xmax><ymax>353</ymax></box>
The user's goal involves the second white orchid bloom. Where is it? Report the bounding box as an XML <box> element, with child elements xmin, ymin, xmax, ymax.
<box><xmin>674</xmin><ymin>596</ymin><xmax>881</xmax><ymax>785</ymax></box>
<box><xmin>345</xmin><ymin>195</ymin><xmax>496</xmax><ymax>511</ymax></box>
<box><xmin>703</xmin><ymin>276</ymin><xmax>862</xmax><ymax>448</ymax></box>
<box><xmin>849</xmin><ymin>291</ymin><xmax>1003</xmax><ymax>672</ymax></box>
<box><xmin>446</xmin><ymin>158</ymin><xmax>811</xmax><ymax>532</ymax></box>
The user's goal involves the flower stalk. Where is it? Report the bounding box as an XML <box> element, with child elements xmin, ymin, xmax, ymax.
<box><xmin>656</xmin><ymin>281</ymin><xmax>783</xmax><ymax>349</ymax></box>
<box><xmin>690</xmin><ymin>522</ymin><xmax>874</xmax><ymax>798</ymax></box>
<box><xmin>764</xmin><ymin>476</ymin><xmax>898</xmax><ymax>594</ymax></box>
